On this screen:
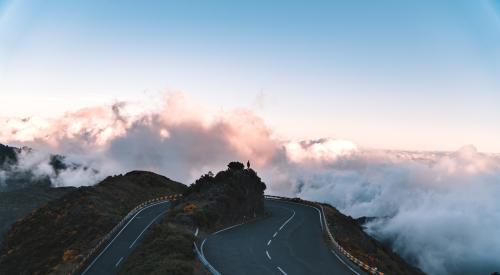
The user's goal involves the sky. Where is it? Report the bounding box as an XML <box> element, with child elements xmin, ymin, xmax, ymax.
<box><xmin>2</xmin><ymin>2</ymin><xmax>500</xmax><ymax>273</ymax></box>
<box><xmin>1</xmin><ymin>0</ymin><xmax>500</xmax><ymax>152</ymax></box>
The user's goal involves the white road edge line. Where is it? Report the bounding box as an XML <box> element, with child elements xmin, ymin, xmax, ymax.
<box><xmin>273</xmin><ymin>231</ymin><xmax>277</xmax><ymax>238</ymax></box>
<box><xmin>201</xmin><ymin>220</ymin><xmax>257</xmax><ymax>274</ymax></box>
<box><xmin>316</xmin><ymin>206</ymin><xmax>323</xmax><ymax>230</ymax></box>
<box><xmin>213</xmin><ymin>222</ymin><xmax>244</xmax><ymax>235</ymax></box>
<box><xmin>277</xmin><ymin>266</ymin><xmax>287</xmax><ymax>275</ymax></box>
<box><xmin>201</xmin><ymin>239</ymin><xmax>207</xmax><ymax>258</ymax></box>
<box><xmin>267</xmin><ymin>198</ymin><xmax>360</xmax><ymax>274</ymax></box>
<box><xmin>331</xmin><ymin>249</ymin><xmax>361</xmax><ymax>275</ymax></box>
<box><xmin>81</xmin><ymin>200</ymin><xmax>169</xmax><ymax>275</ymax></box>
<box><xmin>267</xmin><ymin>239</ymin><xmax>271</xmax><ymax>246</ymax></box>
<box><xmin>268</xmin><ymin>198</ymin><xmax>324</xmax><ymax>231</ymax></box>
<box><xmin>194</xmin><ymin>241</ymin><xmax>221</xmax><ymax>275</ymax></box>
<box><xmin>115</xmin><ymin>256</ymin><xmax>124</xmax><ymax>267</ymax></box>
<box><xmin>319</xmin><ymin>204</ymin><xmax>362</xmax><ymax>275</ymax></box>
<box><xmin>279</xmin><ymin>209</ymin><xmax>296</xmax><ymax>231</ymax></box>
<box><xmin>194</xmin><ymin>227</ymin><xmax>199</xmax><ymax>237</ymax></box>
<box><xmin>129</xmin><ymin>210</ymin><xmax>166</xmax><ymax>248</ymax></box>
<box><xmin>266</xmin><ymin>250</ymin><xmax>272</xmax><ymax>260</ymax></box>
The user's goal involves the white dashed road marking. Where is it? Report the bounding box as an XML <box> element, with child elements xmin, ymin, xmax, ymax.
<box><xmin>115</xmin><ymin>257</ymin><xmax>123</xmax><ymax>267</ymax></box>
<box><xmin>277</xmin><ymin>266</ymin><xmax>287</xmax><ymax>275</ymax></box>
<box><xmin>129</xmin><ymin>210</ymin><xmax>166</xmax><ymax>248</ymax></box>
<box><xmin>279</xmin><ymin>210</ymin><xmax>296</xmax><ymax>231</ymax></box>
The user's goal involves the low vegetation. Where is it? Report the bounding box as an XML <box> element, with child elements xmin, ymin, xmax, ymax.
<box><xmin>322</xmin><ymin>204</ymin><xmax>424</xmax><ymax>274</ymax></box>
<box><xmin>0</xmin><ymin>171</ymin><xmax>185</xmax><ymax>275</ymax></box>
<box><xmin>119</xmin><ymin>161</ymin><xmax>266</xmax><ymax>275</ymax></box>
<box><xmin>0</xmin><ymin>185</ymin><xmax>74</xmax><ymax>247</ymax></box>
<box><xmin>0</xmin><ymin>144</ymin><xmax>76</xmax><ymax>247</ymax></box>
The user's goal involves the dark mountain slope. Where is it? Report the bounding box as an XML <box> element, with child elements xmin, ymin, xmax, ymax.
<box><xmin>0</xmin><ymin>144</ymin><xmax>76</xmax><ymax>247</ymax></box>
<box><xmin>0</xmin><ymin>171</ymin><xmax>186</xmax><ymax>275</ymax></box>
<box><xmin>322</xmin><ymin>204</ymin><xmax>424</xmax><ymax>275</ymax></box>
<box><xmin>0</xmin><ymin>185</ymin><xmax>75</xmax><ymax>247</ymax></box>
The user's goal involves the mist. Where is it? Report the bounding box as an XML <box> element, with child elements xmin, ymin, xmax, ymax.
<box><xmin>1</xmin><ymin>93</ymin><xmax>282</xmax><ymax>186</ymax></box>
<box><xmin>283</xmin><ymin>143</ymin><xmax>500</xmax><ymax>274</ymax></box>
<box><xmin>1</xmin><ymin>93</ymin><xmax>499</xmax><ymax>274</ymax></box>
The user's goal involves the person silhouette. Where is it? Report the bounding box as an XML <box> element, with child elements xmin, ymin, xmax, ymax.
<box><xmin>247</xmin><ymin>160</ymin><xmax>250</xmax><ymax>169</ymax></box>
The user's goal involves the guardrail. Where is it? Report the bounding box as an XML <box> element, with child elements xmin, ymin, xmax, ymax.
<box><xmin>265</xmin><ymin>195</ymin><xmax>384</xmax><ymax>275</ymax></box>
<box><xmin>69</xmin><ymin>193</ymin><xmax>182</xmax><ymax>275</ymax></box>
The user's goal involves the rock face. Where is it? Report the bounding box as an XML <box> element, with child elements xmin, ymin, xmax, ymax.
<box><xmin>119</xmin><ymin>162</ymin><xmax>267</xmax><ymax>275</ymax></box>
<box><xmin>0</xmin><ymin>171</ymin><xmax>186</xmax><ymax>275</ymax></box>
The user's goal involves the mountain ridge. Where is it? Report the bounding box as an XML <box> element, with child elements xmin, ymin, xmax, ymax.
<box><xmin>0</xmin><ymin>170</ymin><xmax>185</xmax><ymax>275</ymax></box>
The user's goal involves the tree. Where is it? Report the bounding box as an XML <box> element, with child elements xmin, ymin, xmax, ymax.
<box><xmin>227</xmin><ymin>161</ymin><xmax>244</xmax><ymax>171</ymax></box>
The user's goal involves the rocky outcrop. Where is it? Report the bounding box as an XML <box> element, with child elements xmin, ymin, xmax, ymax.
<box><xmin>174</xmin><ymin>161</ymin><xmax>266</xmax><ymax>229</ymax></box>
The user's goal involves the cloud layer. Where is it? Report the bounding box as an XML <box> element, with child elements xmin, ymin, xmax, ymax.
<box><xmin>1</xmin><ymin>93</ymin><xmax>282</xmax><ymax>185</ymax></box>
<box><xmin>287</xmin><ymin>145</ymin><xmax>500</xmax><ymax>274</ymax></box>
<box><xmin>1</xmin><ymin>93</ymin><xmax>500</xmax><ymax>274</ymax></box>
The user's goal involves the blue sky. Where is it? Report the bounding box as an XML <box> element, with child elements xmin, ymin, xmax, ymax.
<box><xmin>1</xmin><ymin>0</ymin><xmax>500</xmax><ymax>152</ymax></box>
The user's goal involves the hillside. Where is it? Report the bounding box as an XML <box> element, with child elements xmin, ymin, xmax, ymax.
<box><xmin>0</xmin><ymin>170</ymin><xmax>186</xmax><ymax>275</ymax></box>
<box><xmin>119</xmin><ymin>164</ymin><xmax>421</xmax><ymax>275</ymax></box>
<box><xmin>321</xmin><ymin>203</ymin><xmax>424</xmax><ymax>274</ymax></box>
<box><xmin>118</xmin><ymin>162</ymin><xmax>266</xmax><ymax>275</ymax></box>
<box><xmin>0</xmin><ymin>144</ymin><xmax>76</xmax><ymax>247</ymax></box>
<box><xmin>0</xmin><ymin>185</ymin><xmax>75</xmax><ymax>247</ymax></box>
<box><xmin>0</xmin><ymin>150</ymin><xmax>420</xmax><ymax>275</ymax></box>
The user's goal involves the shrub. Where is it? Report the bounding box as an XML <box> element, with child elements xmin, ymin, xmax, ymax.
<box><xmin>227</xmin><ymin>161</ymin><xmax>244</xmax><ymax>171</ymax></box>
<box><xmin>62</xmin><ymin>250</ymin><xmax>77</xmax><ymax>262</ymax></box>
<box><xmin>183</xmin><ymin>203</ymin><xmax>197</xmax><ymax>213</ymax></box>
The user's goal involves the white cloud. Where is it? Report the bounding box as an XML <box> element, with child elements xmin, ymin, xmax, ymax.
<box><xmin>1</xmin><ymin>93</ymin><xmax>499</xmax><ymax>274</ymax></box>
<box><xmin>291</xmin><ymin>144</ymin><xmax>500</xmax><ymax>274</ymax></box>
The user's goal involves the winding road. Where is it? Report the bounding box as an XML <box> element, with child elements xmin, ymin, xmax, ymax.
<box><xmin>202</xmin><ymin>199</ymin><xmax>358</xmax><ymax>275</ymax></box>
<box><xmin>81</xmin><ymin>201</ymin><xmax>170</xmax><ymax>275</ymax></box>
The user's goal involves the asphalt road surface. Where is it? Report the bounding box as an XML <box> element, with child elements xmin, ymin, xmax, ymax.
<box><xmin>203</xmin><ymin>199</ymin><xmax>357</xmax><ymax>275</ymax></box>
<box><xmin>81</xmin><ymin>201</ymin><xmax>170</xmax><ymax>275</ymax></box>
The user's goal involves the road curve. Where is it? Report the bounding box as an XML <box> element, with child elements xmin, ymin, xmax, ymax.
<box><xmin>202</xmin><ymin>199</ymin><xmax>357</xmax><ymax>275</ymax></box>
<box><xmin>81</xmin><ymin>201</ymin><xmax>170</xmax><ymax>275</ymax></box>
